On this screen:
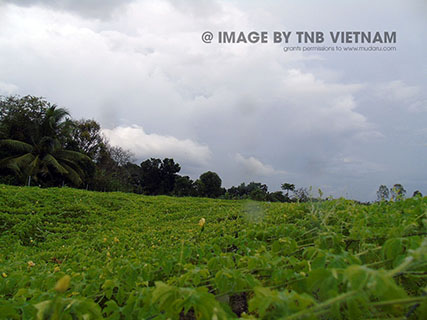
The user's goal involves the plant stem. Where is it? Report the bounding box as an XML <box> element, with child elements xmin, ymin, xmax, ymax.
<box><xmin>370</xmin><ymin>296</ymin><xmax>426</xmax><ymax>307</ymax></box>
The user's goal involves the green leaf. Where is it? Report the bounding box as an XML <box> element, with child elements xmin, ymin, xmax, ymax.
<box><xmin>344</xmin><ymin>265</ymin><xmax>370</xmax><ymax>290</ymax></box>
<box><xmin>0</xmin><ymin>139</ymin><xmax>33</xmax><ymax>153</ymax></box>
<box><xmin>249</xmin><ymin>287</ymin><xmax>281</xmax><ymax>318</ymax></box>
<box><xmin>102</xmin><ymin>280</ymin><xmax>118</xmax><ymax>300</ymax></box>
<box><xmin>103</xmin><ymin>300</ymin><xmax>120</xmax><ymax>320</ymax></box>
<box><xmin>34</xmin><ymin>300</ymin><xmax>52</xmax><ymax>320</ymax></box>
<box><xmin>305</xmin><ymin>269</ymin><xmax>339</xmax><ymax>300</ymax></box>
<box><xmin>369</xmin><ymin>270</ymin><xmax>408</xmax><ymax>304</ymax></box>
<box><xmin>383</xmin><ymin>238</ymin><xmax>405</xmax><ymax>261</ymax></box>
<box><xmin>42</xmin><ymin>154</ymin><xmax>68</xmax><ymax>175</ymax></box>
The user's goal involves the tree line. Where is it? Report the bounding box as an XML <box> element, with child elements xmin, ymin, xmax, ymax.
<box><xmin>0</xmin><ymin>95</ymin><xmax>423</xmax><ymax>202</ymax></box>
<box><xmin>0</xmin><ymin>95</ymin><xmax>308</xmax><ymax>201</ymax></box>
<box><xmin>376</xmin><ymin>184</ymin><xmax>422</xmax><ymax>202</ymax></box>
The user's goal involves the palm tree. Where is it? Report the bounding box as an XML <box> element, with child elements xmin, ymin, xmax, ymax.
<box><xmin>0</xmin><ymin>106</ymin><xmax>91</xmax><ymax>186</ymax></box>
<box><xmin>281</xmin><ymin>183</ymin><xmax>295</xmax><ymax>197</ymax></box>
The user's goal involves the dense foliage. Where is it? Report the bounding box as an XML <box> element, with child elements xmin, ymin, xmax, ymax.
<box><xmin>0</xmin><ymin>185</ymin><xmax>425</xmax><ymax>319</ymax></box>
<box><xmin>0</xmin><ymin>96</ymin><xmax>92</xmax><ymax>187</ymax></box>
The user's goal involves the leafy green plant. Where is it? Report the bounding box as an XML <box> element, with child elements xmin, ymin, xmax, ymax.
<box><xmin>0</xmin><ymin>185</ymin><xmax>426</xmax><ymax>319</ymax></box>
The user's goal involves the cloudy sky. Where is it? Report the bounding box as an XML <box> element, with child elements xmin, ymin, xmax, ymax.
<box><xmin>0</xmin><ymin>0</ymin><xmax>426</xmax><ymax>200</ymax></box>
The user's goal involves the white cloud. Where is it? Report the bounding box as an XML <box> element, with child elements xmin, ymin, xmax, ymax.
<box><xmin>279</xmin><ymin>69</ymin><xmax>371</xmax><ymax>134</ymax></box>
<box><xmin>235</xmin><ymin>153</ymin><xmax>286</xmax><ymax>176</ymax></box>
<box><xmin>102</xmin><ymin>125</ymin><xmax>212</xmax><ymax>166</ymax></box>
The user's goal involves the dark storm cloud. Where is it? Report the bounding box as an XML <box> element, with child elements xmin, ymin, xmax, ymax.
<box><xmin>0</xmin><ymin>0</ymin><xmax>426</xmax><ymax>200</ymax></box>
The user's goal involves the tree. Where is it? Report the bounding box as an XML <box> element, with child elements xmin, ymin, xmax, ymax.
<box><xmin>391</xmin><ymin>184</ymin><xmax>406</xmax><ymax>201</ymax></box>
<box><xmin>226</xmin><ymin>182</ymin><xmax>293</xmax><ymax>202</ymax></box>
<box><xmin>66</xmin><ymin>119</ymin><xmax>106</xmax><ymax>160</ymax></box>
<box><xmin>267</xmin><ymin>191</ymin><xmax>287</xmax><ymax>202</ymax></box>
<box><xmin>376</xmin><ymin>185</ymin><xmax>390</xmax><ymax>201</ymax></box>
<box><xmin>281</xmin><ymin>182</ymin><xmax>295</xmax><ymax>202</ymax></box>
<box><xmin>120</xmin><ymin>162</ymin><xmax>143</xmax><ymax>194</ymax></box>
<box><xmin>89</xmin><ymin>144</ymin><xmax>134</xmax><ymax>192</ymax></box>
<box><xmin>173</xmin><ymin>175</ymin><xmax>196</xmax><ymax>197</ymax></box>
<box><xmin>233</xmin><ymin>183</ymin><xmax>250</xmax><ymax>199</ymax></box>
<box><xmin>161</xmin><ymin>158</ymin><xmax>181</xmax><ymax>193</ymax></box>
<box><xmin>137</xmin><ymin>158</ymin><xmax>181</xmax><ymax>195</ymax></box>
<box><xmin>412</xmin><ymin>190</ymin><xmax>423</xmax><ymax>197</ymax></box>
<box><xmin>109</xmin><ymin>146</ymin><xmax>134</xmax><ymax>167</ymax></box>
<box><xmin>0</xmin><ymin>97</ymin><xmax>92</xmax><ymax>186</ymax></box>
<box><xmin>292</xmin><ymin>187</ymin><xmax>309</xmax><ymax>202</ymax></box>
<box><xmin>281</xmin><ymin>183</ymin><xmax>295</xmax><ymax>196</ymax></box>
<box><xmin>196</xmin><ymin>171</ymin><xmax>223</xmax><ymax>198</ymax></box>
<box><xmin>0</xmin><ymin>95</ymin><xmax>48</xmax><ymax>143</ymax></box>
<box><xmin>246</xmin><ymin>182</ymin><xmax>268</xmax><ymax>201</ymax></box>
<box><xmin>226</xmin><ymin>182</ymin><xmax>269</xmax><ymax>200</ymax></box>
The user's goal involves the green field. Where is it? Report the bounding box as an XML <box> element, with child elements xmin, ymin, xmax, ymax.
<box><xmin>0</xmin><ymin>185</ymin><xmax>426</xmax><ymax>319</ymax></box>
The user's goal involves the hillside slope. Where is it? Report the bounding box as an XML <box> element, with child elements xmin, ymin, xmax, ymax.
<box><xmin>0</xmin><ymin>185</ymin><xmax>426</xmax><ymax>319</ymax></box>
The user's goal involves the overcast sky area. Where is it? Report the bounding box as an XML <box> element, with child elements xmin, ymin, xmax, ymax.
<box><xmin>0</xmin><ymin>0</ymin><xmax>426</xmax><ymax>200</ymax></box>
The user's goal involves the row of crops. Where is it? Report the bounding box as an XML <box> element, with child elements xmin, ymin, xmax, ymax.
<box><xmin>0</xmin><ymin>185</ymin><xmax>426</xmax><ymax>319</ymax></box>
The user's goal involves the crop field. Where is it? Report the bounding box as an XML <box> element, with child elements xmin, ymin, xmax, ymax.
<box><xmin>0</xmin><ymin>185</ymin><xmax>426</xmax><ymax>319</ymax></box>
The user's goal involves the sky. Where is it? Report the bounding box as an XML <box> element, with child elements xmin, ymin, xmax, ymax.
<box><xmin>0</xmin><ymin>0</ymin><xmax>426</xmax><ymax>201</ymax></box>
